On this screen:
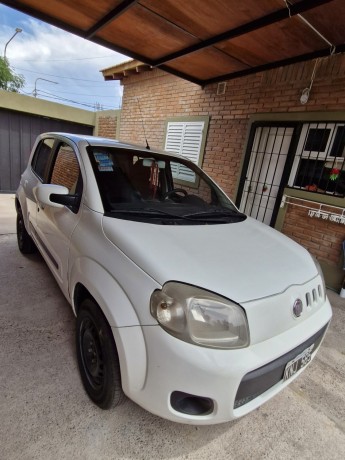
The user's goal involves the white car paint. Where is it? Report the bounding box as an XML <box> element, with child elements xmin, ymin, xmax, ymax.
<box><xmin>16</xmin><ymin>133</ymin><xmax>332</xmax><ymax>425</ymax></box>
<box><xmin>102</xmin><ymin>214</ymin><xmax>318</xmax><ymax>303</ymax></box>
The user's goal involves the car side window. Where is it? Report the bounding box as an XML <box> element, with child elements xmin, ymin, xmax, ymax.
<box><xmin>31</xmin><ymin>138</ymin><xmax>55</xmax><ymax>181</ymax></box>
<box><xmin>50</xmin><ymin>143</ymin><xmax>82</xmax><ymax>195</ymax></box>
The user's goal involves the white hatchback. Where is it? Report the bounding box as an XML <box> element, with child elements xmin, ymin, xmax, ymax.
<box><xmin>16</xmin><ymin>132</ymin><xmax>332</xmax><ymax>424</ymax></box>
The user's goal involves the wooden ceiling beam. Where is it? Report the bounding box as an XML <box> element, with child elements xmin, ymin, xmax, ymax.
<box><xmin>152</xmin><ymin>0</ymin><xmax>334</xmax><ymax>67</ymax></box>
<box><xmin>203</xmin><ymin>43</ymin><xmax>345</xmax><ymax>86</ymax></box>
<box><xmin>85</xmin><ymin>0</ymin><xmax>138</xmax><ymax>39</ymax></box>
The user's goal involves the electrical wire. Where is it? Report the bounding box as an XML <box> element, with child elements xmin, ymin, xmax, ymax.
<box><xmin>13</xmin><ymin>66</ymin><xmax>115</xmax><ymax>83</ymax></box>
<box><xmin>12</xmin><ymin>64</ymin><xmax>122</xmax><ymax>109</ymax></box>
<box><xmin>33</xmin><ymin>88</ymin><xmax>121</xmax><ymax>97</ymax></box>
<box><xmin>11</xmin><ymin>55</ymin><xmax>117</xmax><ymax>62</ymax></box>
<box><xmin>21</xmin><ymin>88</ymin><xmax>118</xmax><ymax>110</ymax></box>
<box><xmin>36</xmin><ymin>89</ymin><xmax>118</xmax><ymax>109</ymax></box>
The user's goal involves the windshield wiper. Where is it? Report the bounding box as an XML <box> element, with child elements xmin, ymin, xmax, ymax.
<box><xmin>183</xmin><ymin>208</ymin><xmax>245</xmax><ymax>218</ymax></box>
<box><xmin>109</xmin><ymin>208</ymin><xmax>195</xmax><ymax>221</ymax></box>
<box><xmin>108</xmin><ymin>208</ymin><xmax>244</xmax><ymax>223</ymax></box>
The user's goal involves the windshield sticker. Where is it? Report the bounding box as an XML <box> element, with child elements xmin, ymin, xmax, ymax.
<box><xmin>94</xmin><ymin>152</ymin><xmax>114</xmax><ymax>172</ymax></box>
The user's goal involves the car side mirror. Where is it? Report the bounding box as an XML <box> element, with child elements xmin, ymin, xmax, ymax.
<box><xmin>34</xmin><ymin>184</ymin><xmax>80</xmax><ymax>211</ymax></box>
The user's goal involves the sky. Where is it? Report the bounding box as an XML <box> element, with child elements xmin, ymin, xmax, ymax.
<box><xmin>0</xmin><ymin>3</ymin><xmax>130</xmax><ymax>111</ymax></box>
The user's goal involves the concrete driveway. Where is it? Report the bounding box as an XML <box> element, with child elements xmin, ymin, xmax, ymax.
<box><xmin>1</xmin><ymin>194</ymin><xmax>345</xmax><ymax>460</ymax></box>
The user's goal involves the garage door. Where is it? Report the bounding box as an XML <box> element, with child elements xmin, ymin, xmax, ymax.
<box><xmin>0</xmin><ymin>109</ymin><xmax>93</xmax><ymax>192</ymax></box>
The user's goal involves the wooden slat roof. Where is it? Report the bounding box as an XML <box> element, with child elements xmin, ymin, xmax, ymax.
<box><xmin>3</xmin><ymin>0</ymin><xmax>345</xmax><ymax>85</ymax></box>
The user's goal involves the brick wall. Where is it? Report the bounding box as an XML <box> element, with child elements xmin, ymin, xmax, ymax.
<box><xmin>51</xmin><ymin>146</ymin><xmax>79</xmax><ymax>192</ymax></box>
<box><xmin>96</xmin><ymin>111</ymin><xmax>120</xmax><ymax>139</ymax></box>
<box><xmin>281</xmin><ymin>199</ymin><xmax>344</xmax><ymax>268</ymax></box>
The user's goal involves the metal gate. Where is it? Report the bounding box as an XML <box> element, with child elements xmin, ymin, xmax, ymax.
<box><xmin>237</xmin><ymin>124</ymin><xmax>297</xmax><ymax>226</ymax></box>
<box><xmin>0</xmin><ymin>109</ymin><xmax>93</xmax><ymax>192</ymax></box>
<box><xmin>237</xmin><ymin>120</ymin><xmax>345</xmax><ymax>227</ymax></box>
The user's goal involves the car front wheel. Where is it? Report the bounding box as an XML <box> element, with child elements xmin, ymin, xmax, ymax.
<box><xmin>76</xmin><ymin>299</ymin><xmax>125</xmax><ymax>409</ymax></box>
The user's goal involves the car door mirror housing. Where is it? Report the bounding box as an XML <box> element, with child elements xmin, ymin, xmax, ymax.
<box><xmin>50</xmin><ymin>192</ymin><xmax>80</xmax><ymax>212</ymax></box>
<box><xmin>35</xmin><ymin>184</ymin><xmax>68</xmax><ymax>209</ymax></box>
<box><xmin>35</xmin><ymin>184</ymin><xmax>81</xmax><ymax>212</ymax></box>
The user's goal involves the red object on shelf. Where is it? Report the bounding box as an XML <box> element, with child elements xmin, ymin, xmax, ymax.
<box><xmin>305</xmin><ymin>184</ymin><xmax>318</xmax><ymax>191</ymax></box>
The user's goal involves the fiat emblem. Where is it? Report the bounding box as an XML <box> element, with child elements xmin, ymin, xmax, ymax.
<box><xmin>293</xmin><ymin>299</ymin><xmax>303</xmax><ymax>317</ymax></box>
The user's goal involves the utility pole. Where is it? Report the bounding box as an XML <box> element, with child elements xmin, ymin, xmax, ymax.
<box><xmin>4</xmin><ymin>28</ymin><xmax>22</xmax><ymax>59</ymax></box>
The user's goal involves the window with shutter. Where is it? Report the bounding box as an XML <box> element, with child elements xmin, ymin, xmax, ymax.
<box><xmin>164</xmin><ymin>117</ymin><xmax>209</xmax><ymax>184</ymax></box>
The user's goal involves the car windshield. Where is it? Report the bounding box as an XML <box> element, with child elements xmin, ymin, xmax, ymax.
<box><xmin>88</xmin><ymin>147</ymin><xmax>246</xmax><ymax>225</ymax></box>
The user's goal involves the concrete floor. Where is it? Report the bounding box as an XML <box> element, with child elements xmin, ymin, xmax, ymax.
<box><xmin>1</xmin><ymin>193</ymin><xmax>345</xmax><ymax>460</ymax></box>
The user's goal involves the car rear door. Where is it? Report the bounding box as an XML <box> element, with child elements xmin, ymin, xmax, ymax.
<box><xmin>35</xmin><ymin>140</ymin><xmax>83</xmax><ymax>295</ymax></box>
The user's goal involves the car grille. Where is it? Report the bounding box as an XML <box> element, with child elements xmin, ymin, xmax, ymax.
<box><xmin>305</xmin><ymin>284</ymin><xmax>324</xmax><ymax>308</ymax></box>
<box><xmin>234</xmin><ymin>323</ymin><xmax>328</xmax><ymax>409</ymax></box>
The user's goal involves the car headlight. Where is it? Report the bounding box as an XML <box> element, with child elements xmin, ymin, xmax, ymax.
<box><xmin>312</xmin><ymin>255</ymin><xmax>327</xmax><ymax>300</ymax></box>
<box><xmin>150</xmin><ymin>282</ymin><xmax>249</xmax><ymax>349</ymax></box>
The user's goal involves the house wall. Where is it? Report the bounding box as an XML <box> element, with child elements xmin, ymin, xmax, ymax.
<box><xmin>273</xmin><ymin>186</ymin><xmax>345</xmax><ymax>290</ymax></box>
<box><xmin>282</xmin><ymin>201</ymin><xmax>342</xmax><ymax>264</ymax></box>
<box><xmin>95</xmin><ymin>109</ymin><xmax>121</xmax><ymax>139</ymax></box>
<box><xmin>117</xmin><ymin>54</ymin><xmax>345</xmax><ymax>289</ymax></box>
<box><xmin>0</xmin><ymin>90</ymin><xmax>96</xmax><ymax>126</ymax></box>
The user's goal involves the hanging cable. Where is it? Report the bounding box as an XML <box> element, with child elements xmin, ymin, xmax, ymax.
<box><xmin>284</xmin><ymin>0</ymin><xmax>291</xmax><ymax>18</ymax></box>
<box><xmin>300</xmin><ymin>58</ymin><xmax>320</xmax><ymax>105</ymax></box>
<box><xmin>283</xmin><ymin>0</ymin><xmax>336</xmax><ymax>54</ymax></box>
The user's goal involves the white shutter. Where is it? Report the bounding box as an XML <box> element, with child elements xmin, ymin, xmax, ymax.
<box><xmin>164</xmin><ymin>121</ymin><xmax>204</xmax><ymax>183</ymax></box>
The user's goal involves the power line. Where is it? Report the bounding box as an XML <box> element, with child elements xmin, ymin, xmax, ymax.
<box><xmin>20</xmin><ymin>90</ymin><xmax>94</xmax><ymax>109</ymax></box>
<box><xmin>36</xmin><ymin>89</ymin><xmax>118</xmax><ymax>110</ymax></box>
<box><xmin>37</xmin><ymin>89</ymin><xmax>110</xmax><ymax>107</ymax></box>
<box><xmin>33</xmin><ymin>88</ymin><xmax>121</xmax><ymax>98</ymax></box>
<box><xmin>11</xmin><ymin>55</ymin><xmax>117</xmax><ymax>62</ymax></box>
<box><xmin>20</xmin><ymin>89</ymin><xmax>114</xmax><ymax>110</ymax></box>
<box><xmin>13</xmin><ymin>66</ymin><xmax>116</xmax><ymax>83</ymax></box>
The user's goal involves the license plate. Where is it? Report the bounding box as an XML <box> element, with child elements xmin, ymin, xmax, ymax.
<box><xmin>283</xmin><ymin>344</ymin><xmax>315</xmax><ymax>381</ymax></box>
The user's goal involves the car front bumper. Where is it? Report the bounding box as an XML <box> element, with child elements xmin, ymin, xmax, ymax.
<box><xmin>115</xmin><ymin>295</ymin><xmax>332</xmax><ymax>424</ymax></box>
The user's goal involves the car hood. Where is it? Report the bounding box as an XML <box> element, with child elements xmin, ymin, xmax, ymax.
<box><xmin>102</xmin><ymin>216</ymin><xmax>317</xmax><ymax>304</ymax></box>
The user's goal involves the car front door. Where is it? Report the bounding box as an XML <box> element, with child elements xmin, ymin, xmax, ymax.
<box><xmin>35</xmin><ymin>140</ymin><xmax>83</xmax><ymax>296</ymax></box>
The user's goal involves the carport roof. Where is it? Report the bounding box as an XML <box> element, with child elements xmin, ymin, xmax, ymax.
<box><xmin>4</xmin><ymin>0</ymin><xmax>345</xmax><ymax>85</ymax></box>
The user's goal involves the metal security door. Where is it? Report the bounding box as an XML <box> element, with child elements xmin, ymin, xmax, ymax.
<box><xmin>238</xmin><ymin>125</ymin><xmax>295</xmax><ymax>226</ymax></box>
<box><xmin>0</xmin><ymin>109</ymin><xmax>92</xmax><ymax>192</ymax></box>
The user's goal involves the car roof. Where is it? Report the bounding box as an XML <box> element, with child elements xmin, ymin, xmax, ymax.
<box><xmin>41</xmin><ymin>132</ymin><xmax>181</xmax><ymax>159</ymax></box>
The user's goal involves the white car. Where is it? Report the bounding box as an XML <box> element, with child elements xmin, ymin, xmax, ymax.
<box><xmin>16</xmin><ymin>132</ymin><xmax>332</xmax><ymax>424</ymax></box>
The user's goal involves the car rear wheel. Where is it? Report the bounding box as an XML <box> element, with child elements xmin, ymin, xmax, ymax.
<box><xmin>16</xmin><ymin>208</ymin><xmax>37</xmax><ymax>254</ymax></box>
<box><xmin>76</xmin><ymin>298</ymin><xmax>125</xmax><ymax>409</ymax></box>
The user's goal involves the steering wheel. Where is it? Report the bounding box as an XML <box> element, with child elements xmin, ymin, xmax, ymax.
<box><xmin>162</xmin><ymin>188</ymin><xmax>188</xmax><ymax>200</ymax></box>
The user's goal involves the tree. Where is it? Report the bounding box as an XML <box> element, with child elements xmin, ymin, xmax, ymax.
<box><xmin>0</xmin><ymin>57</ymin><xmax>25</xmax><ymax>92</ymax></box>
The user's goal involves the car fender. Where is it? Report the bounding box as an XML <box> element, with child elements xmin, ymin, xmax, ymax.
<box><xmin>70</xmin><ymin>256</ymin><xmax>148</xmax><ymax>393</ymax></box>
<box><xmin>70</xmin><ymin>256</ymin><xmax>141</xmax><ymax>327</ymax></box>
<box><xmin>15</xmin><ymin>186</ymin><xmax>27</xmax><ymax>219</ymax></box>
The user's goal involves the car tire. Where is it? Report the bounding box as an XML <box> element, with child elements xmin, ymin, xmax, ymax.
<box><xmin>76</xmin><ymin>298</ymin><xmax>125</xmax><ymax>409</ymax></box>
<box><xmin>16</xmin><ymin>208</ymin><xmax>37</xmax><ymax>254</ymax></box>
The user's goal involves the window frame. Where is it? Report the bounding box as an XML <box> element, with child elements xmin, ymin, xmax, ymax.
<box><xmin>31</xmin><ymin>138</ymin><xmax>56</xmax><ymax>182</ymax></box>
<box><xmin>288</xmin><ymin>122</ymin><xmax>345</xmax><ymax>196</ymax></box>
<box><xmin>48</xmin><ymin>141</ymin><xmax>83</xmax><ymax>196</ymax></box>
<box><xmin>163</xmin><ymin>116</ymin><xmax>209</xmax><ymax>188</ymax></box>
